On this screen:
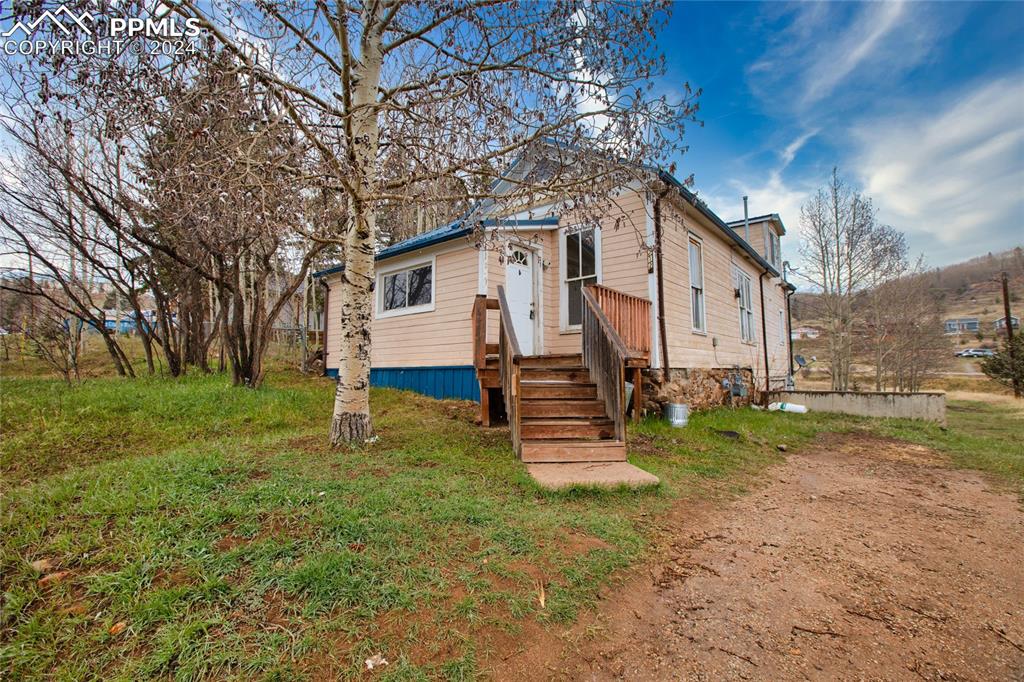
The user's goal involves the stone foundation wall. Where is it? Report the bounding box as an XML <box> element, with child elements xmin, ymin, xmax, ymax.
<box><xmin>641</xmin><ymin>367</ymin><xmax>757</xmax><ymax>412</ymax></box>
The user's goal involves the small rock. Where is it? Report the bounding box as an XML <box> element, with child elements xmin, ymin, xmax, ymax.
<box><xmin>790</xmin><ymin>648</ymin><xmax>802</xmax><ymax>656</ymax></box>
<box><xmin>108</xmin><ymin>621</ymin><xmax>127</xmax><ymax>636</ymax></box>
<box><xmin>37</xmin><ymin>571</ymin><xmax>71</xmax><ymax>588</ymax></box>
<box><xmin>777</xmin><ymin>444</ymin><xmax>788</xmax><ymax>452</ymax></box>
<box><xmin>29</xmin><ymin>558</ymin><xmax>54</xmax><ymax>573</ymax></box>
<box><xmin>810</xmin><ymin>495</ymin><xmax>818</xmax><ymax>501</ymax></box>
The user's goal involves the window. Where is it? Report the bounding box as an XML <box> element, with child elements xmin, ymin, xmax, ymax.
<box><xmin>736</xmin><ymin>268</ymin><xmax>755</xmax><ymax>343</ymax></box>
<box><xmin>688</xmin><ymin>239</ymin><xmax>705</xmax><ymax>332</ymax></box>
<box><xmin>379</xmin><ymin>261</ymin><xmax>433</xmax><ymax>316</ymax></box>
<box><xmin>562</xmin><ymin>226</ymin><xmax>599</xmax><ymax>329</ymax></box>
<box><xmin>767</xmin><ymin>230</ymin><xmax>782</xmax><ymax>269</ymax></box>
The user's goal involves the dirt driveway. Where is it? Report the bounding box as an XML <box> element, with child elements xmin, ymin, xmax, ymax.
<box><xmin>490</xmin><ymin>434</ymin><xmax>1024</xmax><ymax>680</ymax></box>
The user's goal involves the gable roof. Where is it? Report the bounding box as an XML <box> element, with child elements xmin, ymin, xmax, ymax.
<box><xmin>726</xmin><ymin>213</ymin><xmax>787</xmax><ymax>236</ymax></box>
<box><xmin>314</xmin><ymin>153</ymin><xmax>792</xmax><ymax>291</ymax></box>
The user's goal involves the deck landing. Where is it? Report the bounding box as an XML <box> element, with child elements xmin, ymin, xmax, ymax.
<box><xmin>526</xmin><ymin>461</ymin><xmax>660</xmax><ymax>490</ymax></box>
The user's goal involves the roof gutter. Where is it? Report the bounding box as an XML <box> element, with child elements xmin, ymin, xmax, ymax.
<box><xmin>656</xmin><ymin>170</ymin><xmax>791</xmax><ymax>285</ymax></box>
<box><xmin>759</xmin><ymin>267</ymin><xmax>771</xmax><ymax>405</ymax></box>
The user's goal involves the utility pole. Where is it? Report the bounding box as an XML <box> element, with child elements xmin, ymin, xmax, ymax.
<box><xmin>1002</xmin><ymin>271</ymin><xmax>1020</xmax><ymax>398</ymax></box>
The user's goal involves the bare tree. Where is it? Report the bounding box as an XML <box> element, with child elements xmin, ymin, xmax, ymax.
<box><xmin>7</xmin><ymin>292</ymin><xmax>81</xmax><ymax>384</ymax></box>
<box><xmin>0</xmin><ymin>136</ymin><xmax>141</xmax><ymax>378</ymax></box>
<box><xmin>861</xmin><ymin>268</ymin><xmax>951</xmax><ymax>391</ymax></box>
<box><xmin>140</xmin><ymin>54</ymin><xmax>329</xmax><ymax>387</ymax></box>
<box><xmin>798</xmin><ymin>169</ymin><xmax>906</xmax><ymax>390</ymax></box>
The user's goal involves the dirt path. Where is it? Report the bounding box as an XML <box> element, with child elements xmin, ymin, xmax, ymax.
<box><xmin>490</xmin><ymin>434</ymin><xmax>1024</xmax><ymax>681</ymax></box>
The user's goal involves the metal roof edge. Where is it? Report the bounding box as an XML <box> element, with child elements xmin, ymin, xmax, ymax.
<box><xmin>657</xmin><ymin>170</ymin><xmax>785</xmax><ymax>280</ymax></box>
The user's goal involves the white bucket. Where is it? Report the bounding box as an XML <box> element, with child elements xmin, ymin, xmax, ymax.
<box><xmin>664</xmin><ymin>403</ymin><xmax>689</xmax><ymax>427</ymax></box>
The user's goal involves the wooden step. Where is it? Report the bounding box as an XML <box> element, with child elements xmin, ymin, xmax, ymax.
<box><xmin>526</xmin><ymin>461</ymin><xmax>659</xmax><ymax>490</ymax></box>
<box><xmin>519</xmin><ymin>398</ymin><xmax>608</xmax><ymax>418</ymax></box>
<box><xmin>520</xmin><ymin>417</ymin><xmax>615</xmax><ymax>440</ymax></box>
<box><xmin>477</xmin><ymin>370</ymin><xmax>500</xmax><ymax>389</ymax></box>
<box><xmin>520</xmin><ymin>354</ymin><xmax>583</xmax><ymax>368</ymax></box>
<box><xmin>520</xmin><ymin>366</ymin><xmax>590</xmax><ymax>382</ymax></box>
<box><xmin>521</xmin><ymin>439</ymin><xmax>626</xmax><ymax>463</ymax></box>
<box><xmin>520</xmin><ymin>382</ymin><xmax>597</xmax><ymax>399</ymax></box>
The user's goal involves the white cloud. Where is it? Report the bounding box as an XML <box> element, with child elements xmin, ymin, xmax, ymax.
<box><xmin>852</xmin><ymin>75</ymin><xmax>1024</xmax><ymax>256</ymax></box>
<box><xmin>798</xmin><ymin>2</ymin><xmax>907</xmax><ymax>107</ymax></box>
<box><xmin>747</xmin><ymin>1</ymin><xmax>954</xmax><ymax>115</ymax></box>
<box><xmin>699</xmin><ymin>130</ymin><xmax>816</xmax><ymax>249</ymax></box>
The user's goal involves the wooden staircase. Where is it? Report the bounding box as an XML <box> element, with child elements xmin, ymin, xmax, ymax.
<box><xmin>472</xmin><ymin>285</ymin><xmax>659</xmax><ymax>489</ymax></box>
<box><xmin>518</xmin><ymin>354</ymin><xmax>624</xmax><ymax>463</ymax></box>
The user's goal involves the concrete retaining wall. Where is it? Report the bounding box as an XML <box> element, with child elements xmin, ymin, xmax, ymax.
<box><xmin>772</xmin><ymin>390</ymin><xmax>946</xmax><ymax>425</ymax></box>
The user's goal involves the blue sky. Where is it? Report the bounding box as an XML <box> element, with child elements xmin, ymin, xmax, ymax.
<box><xmin>660</xmin><ymin>1</ymin><xmax>1024</xmax><ymax>269</ymax></box>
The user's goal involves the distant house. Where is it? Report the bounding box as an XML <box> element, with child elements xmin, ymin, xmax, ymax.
<box><xmin>791</xmin><ymin>326</ymin><xmax>821</xmax><ymax>340</ymax></box>
<box><xmin>944</xmin><ymin>318</ymin><xmax>980</xmax><ymax>334</ymax></box>
<box><xmin>994</xmin><ymin>315</ymin><xmax>1020</xmax><ymax>331</ymax></box>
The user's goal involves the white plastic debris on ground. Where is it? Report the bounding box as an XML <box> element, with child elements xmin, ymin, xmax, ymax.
<box><xmin>365</xmin><ymin>654</ymin><xmax>388</xmax><ymax>670</ymax></box>
<box><xmin>767</xmin><ymin>402</ymin><xmax>809</xmax><ymax>414</ymax></box>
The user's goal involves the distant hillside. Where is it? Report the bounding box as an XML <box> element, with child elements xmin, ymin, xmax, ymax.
<box><xmin>792</xmin><ymin>247</ymin><xmax>1024</xmax><ymax>343</ymax></box>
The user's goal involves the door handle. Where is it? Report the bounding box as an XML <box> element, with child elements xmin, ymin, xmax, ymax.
<box><xmin>529</xmin><ymin>310</ymin><xmax>535</xmax><ymax>320</ymax></box>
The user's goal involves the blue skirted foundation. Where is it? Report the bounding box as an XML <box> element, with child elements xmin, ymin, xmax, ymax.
<box><xmin>324</xmin><ymin>365</ymin><xmax>480</xmax><ymax>402</ymax></box>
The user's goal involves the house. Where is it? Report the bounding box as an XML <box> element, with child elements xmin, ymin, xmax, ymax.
<box><xmin>791</xmin><ymin>326</ymin><xmax>821</xmax><ymax>340</ymax></box>
<box><xmin>315</xmin><ymin>161</ymin><xmax>794</xmax><ymax>485</ymax></box>
<box><xmin>994</xmin><ymin>315</ymin><xmax>1020</xmax><ymax>331</ymax></box>
<box><xmin>944</xmin><ymin>317</ymin><xmax>980</xmax><ymax>334</ymax></box>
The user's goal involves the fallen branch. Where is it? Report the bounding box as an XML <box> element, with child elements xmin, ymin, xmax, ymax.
<box><xmin>845</xmin><ymin>608</ymin><xmax>889</xmax><ymax>624</ymax></box>
<box><xmin>714</xmin><ymin>646</ymin><xmax>757</xmax><ymax>667</ymax></box>
<box><xmin>792</xmin><ymin>624</ymin><xmax>845</xmax><ymax>637</ymax></box>
<box><xmin>987</xmin><ymin>623</ymin><xmax>1024</xmax><ymax>654</ymax></box>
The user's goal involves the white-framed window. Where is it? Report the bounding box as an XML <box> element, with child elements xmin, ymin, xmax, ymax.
<box><xmin>377</xmin><ymin>257</ymin><xmax>435</xmax><ymax>318</ymax></box>
<box><xmin>688</xmin><ymin>238</ymin><xmax>705</xmax><ymax>333</ymax></box>
<box><xmin>560</xmin><ymin>225</ymin><xmax>601</xmax><ymax>330</ymax></box>
<box><xmin>735</xmin><ymin>268</ymin><xmax>755</xmax><ymax>343</ymax></box>
<box><xmin>767</xmin><ymin>230</ymin><xmax>781</xmax><ymax>269</ymax></box>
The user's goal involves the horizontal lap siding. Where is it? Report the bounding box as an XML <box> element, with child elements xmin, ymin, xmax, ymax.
<box><xmin>660</xmin><ymin>198</ymin><xmax>790</xmax><ymax>384</ymax></box>
<box><xmin>544</xmin><ymin>190</ymin><xmax>651</xmax><ymax>355</ymax></box>
<box><xmin>373</xmin><ymin>246</ymin><xmax>477</xmax><ymax>367</ymax></box>
<box><xmin>324</xmin><ymin>245</ymin><xmax>479</xmax><ymax>370</ymax></box>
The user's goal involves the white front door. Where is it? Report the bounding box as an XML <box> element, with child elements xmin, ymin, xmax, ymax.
<box><xmin>505</xmin><ymin>246</ymin><xmax>536</xmax><ymax>355</ymax></box>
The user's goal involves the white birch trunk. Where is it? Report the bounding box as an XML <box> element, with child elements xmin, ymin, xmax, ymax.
<box><xmin>329</xmin><ymin>9</ymin><xmax>385</xmax><ymax>445</ymax></box>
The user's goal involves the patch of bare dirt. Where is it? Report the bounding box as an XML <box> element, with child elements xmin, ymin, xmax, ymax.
<box><xmin>488</xmin><ymin>433</ymin><xmax>1024</xmax><ymax>680</ymax></box>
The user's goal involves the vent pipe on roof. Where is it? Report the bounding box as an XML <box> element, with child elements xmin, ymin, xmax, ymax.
<box><xmin>742</xmin><ymin>196</ymin><xmax>750</xmax><ymax>243</ymax></box>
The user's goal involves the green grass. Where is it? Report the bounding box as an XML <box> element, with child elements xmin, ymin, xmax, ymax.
<box><xmin>1</xmin><ymin>370</ymin><xmax>1021</xmax><ymax>680</ymax></box>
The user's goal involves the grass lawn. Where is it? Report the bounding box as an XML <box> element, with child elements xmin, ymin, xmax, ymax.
<box><xmin>1</xmin><ymin>370</ymin><xmax>1021</xmax><ymax>680</ymax></box>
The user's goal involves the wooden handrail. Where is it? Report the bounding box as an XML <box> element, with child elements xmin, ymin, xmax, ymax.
<box><xmin>582</xmin><ymin>287</ymin><xmax>632</xmax><ymax>359</ymax></box>
<box><xmin>582</xmin><ymin>284</ymin><xmax>649</xmax><ymax>429</ymax></box>
<box><xmin>582</xmin><ymin>287</ymin><xmax>629</xmax><ymax>441</ymax></box>
<box><xmin>496</xmin><ymin>285</ymin><xmax>523</xmax><ymax>453</ymax></box>
<box><xmin>471</xmin><ymin>295</ymin><xmax>487</xmax><ymax>370</ymax></box>
<box><xmin>496</xmin><ymin>286</ymin><xmax>522</xmax><ymax>360</ymax></box>
<box><xmin>588</xmin><ymin>283</ymin><xmax>651</xmax><ymax>358</ymax></box>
